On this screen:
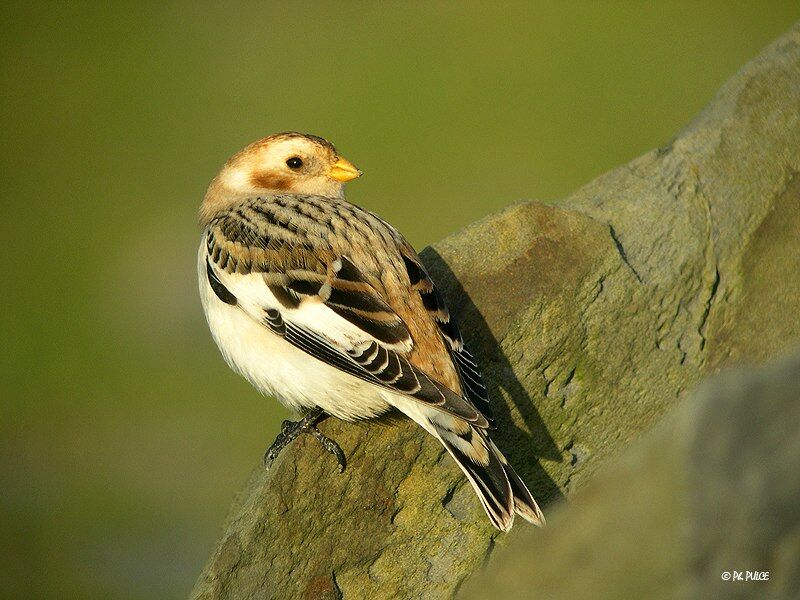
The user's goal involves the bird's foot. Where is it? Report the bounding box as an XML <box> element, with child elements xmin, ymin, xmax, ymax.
<box><xmin>263</xmin><ymin>408</ymin><xmax>347</xmax><ymax>473</ymax></box>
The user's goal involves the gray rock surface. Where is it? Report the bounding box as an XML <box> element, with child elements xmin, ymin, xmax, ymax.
<box><xmin>192</xmin><ymin>22</ymin><xmax>800</xmax><ymax>600</ymax></box>
<box><xmin>460</xmin><ymin>348</ymin><xmax>800</xmax><ymax>599</ymax></box>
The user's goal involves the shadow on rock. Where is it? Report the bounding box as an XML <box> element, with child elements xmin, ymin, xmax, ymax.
<box><xmin>423</xmin><ymin>248</ymin><xmax>564</xmax><ymax>506</ymax></box>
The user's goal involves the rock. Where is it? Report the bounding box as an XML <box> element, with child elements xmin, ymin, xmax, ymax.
<box><xmin>460</xmin><ymin>347</ymin><xmax>800</xmax><ymax>599</ymax></box>
<box><xmin>192</xmin><ymin>22</ymin><xmax>800</xmax><ymax>600</ymax></box>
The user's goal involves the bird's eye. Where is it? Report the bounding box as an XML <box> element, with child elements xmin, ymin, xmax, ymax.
<box><xmin>286</xmin><ymin>157</ymin><xmax>303</xmax><ymax>170</ymax></box>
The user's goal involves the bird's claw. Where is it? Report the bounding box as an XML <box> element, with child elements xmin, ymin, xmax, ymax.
<box><xmin>263</xmin><ymin>409</ymin><xmax>346</xmax><ymax>473</ymax></box>
<box><xmin>309</xmin><ymin>426</ymin><xmax>347</xmax><ymax>472</ymax></box>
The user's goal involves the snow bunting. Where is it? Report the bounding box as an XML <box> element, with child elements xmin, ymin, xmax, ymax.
<box><xmin>197</xmin><ymin>132</ymin><xmax>544</xmax><ymax>530</ymax></box>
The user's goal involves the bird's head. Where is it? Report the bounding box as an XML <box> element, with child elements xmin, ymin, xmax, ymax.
<box><xmin>200</xmin><ymin>132</ymin><xmax>361</xmax><ymax>224</ymax></box>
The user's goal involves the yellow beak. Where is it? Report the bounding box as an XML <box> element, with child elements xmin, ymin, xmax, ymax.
<box><xmin>328</xmin><ymin>157</ymin><xmax>362</xmax><ymax>182</ymax></box>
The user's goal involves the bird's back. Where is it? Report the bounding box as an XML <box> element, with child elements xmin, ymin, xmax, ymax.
<box><xmin>204</xmin><ymin>194</ymin><xmax>464</xmax><ymax>396</ymax></box>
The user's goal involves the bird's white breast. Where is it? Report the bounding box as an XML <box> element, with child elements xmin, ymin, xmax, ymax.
<box><xmin>197</xmin><ymin>244</ymin><xmax>391</xmax><ymax>421</ymax></box>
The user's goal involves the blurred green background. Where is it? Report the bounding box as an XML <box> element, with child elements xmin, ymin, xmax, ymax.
<box><xmin>1</xmin><ymin>2</ymin><xmax>797</xmax><ymax>597</ymax></box>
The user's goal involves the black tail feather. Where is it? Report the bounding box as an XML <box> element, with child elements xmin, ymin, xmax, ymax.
<box><xmin>435</xmin><ymin>425</ymin><xmax>542</xmax><ymax>531</ymax></box>
<box><xmin>502</xmin><ymin>455</ymin><xmax>545</xmax><ymax>526</ymax></box>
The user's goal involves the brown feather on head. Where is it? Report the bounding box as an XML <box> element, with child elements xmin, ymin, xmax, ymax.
<box><xmin>199</xmin><ymin>132</ymin><xmax>361</xmax><ymax>226</ymax></box>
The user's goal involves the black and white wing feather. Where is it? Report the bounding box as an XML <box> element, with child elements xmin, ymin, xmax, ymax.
<box><xmin>203</xmin><ymin>200</ymin><xmax>490</xmax><ymax>428</ymax></box>
<box><xmin>395</xmin><ymin>244</ymin><xmax>494</xmax><ymax>423</ymax></box>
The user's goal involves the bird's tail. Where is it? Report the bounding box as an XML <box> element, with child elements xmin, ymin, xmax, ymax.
<box><xmin>432</xmin><ymin>421</ymin><xmax>544</xmax><ymax>531</ymax></box>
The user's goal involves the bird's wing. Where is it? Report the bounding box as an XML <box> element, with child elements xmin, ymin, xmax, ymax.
<box><xmin>203</xmin><ymin>198</ymin><xmax>489</xmax><ymax>428</ymax></box>
<box><xmin>387</xmin><ymin>236</ymin><xmax>494</xmax><ymax>424</ymax></box>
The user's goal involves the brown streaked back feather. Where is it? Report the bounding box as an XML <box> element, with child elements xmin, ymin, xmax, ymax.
<box><xmin>203</xmin><ymin>194</ymin><xmax>492</xmax><ymax>427</ymax></box>
<box><xmin>393</xmin><ymin>241</ymin><xmax>494</xmax><ymax>423</ymax></box>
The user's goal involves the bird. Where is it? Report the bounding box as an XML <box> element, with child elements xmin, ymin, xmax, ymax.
<box><xmin>197</xmin><ymin>132</ymin><xmax>544</xmax><ymax>531</ymax></box>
